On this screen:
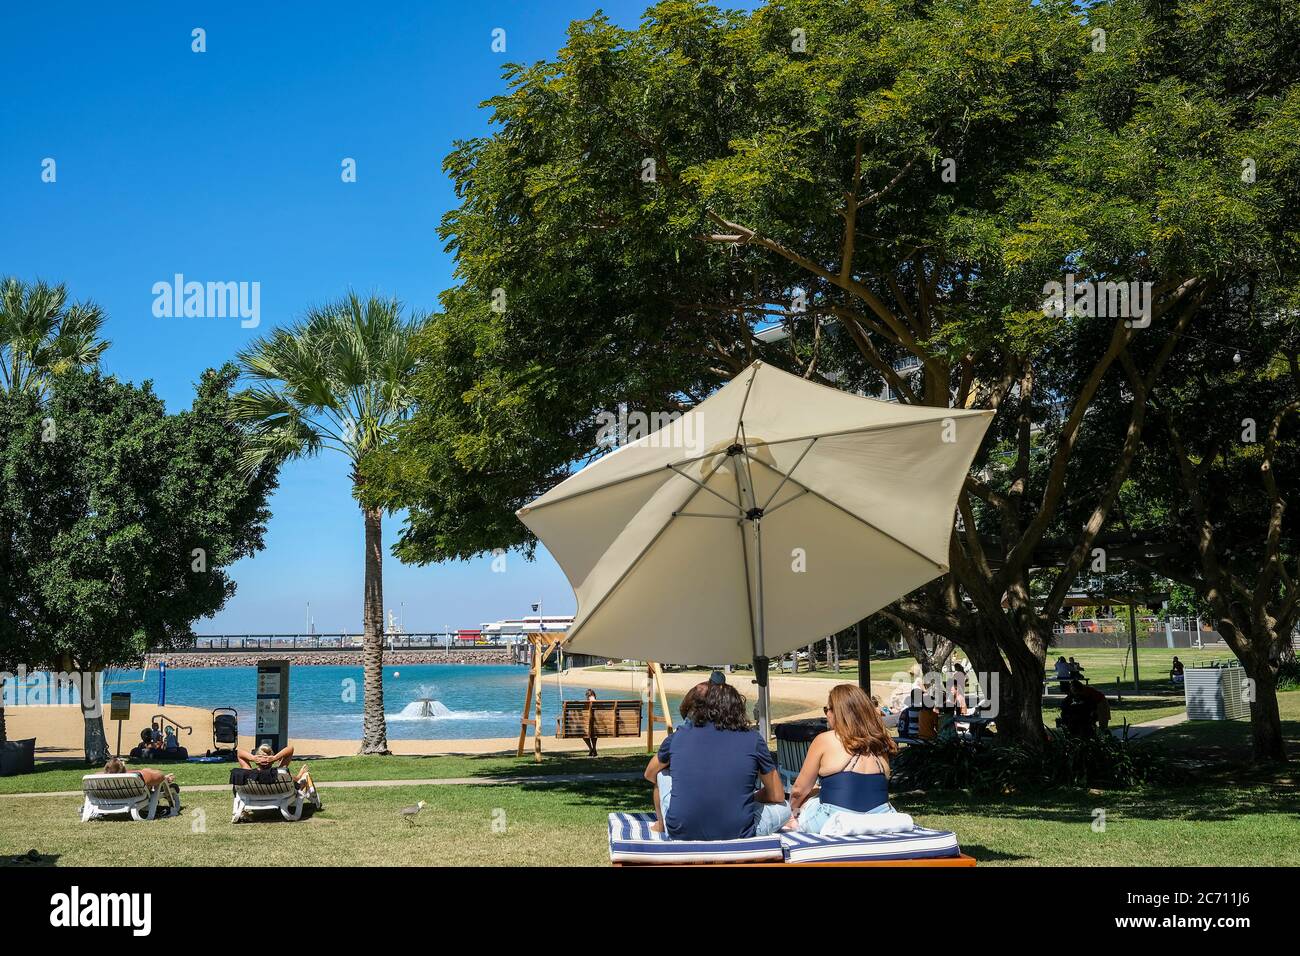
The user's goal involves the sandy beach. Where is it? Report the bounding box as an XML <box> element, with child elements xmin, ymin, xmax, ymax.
<box><xmin>6</xmin><ymin>665</ymin><xmax>906</xmax><ymax>761</ymax></box>
<box><xmin>552</xmin><ymin>664</ymin><xmax>907</xmax><ymax>707</ymax></box>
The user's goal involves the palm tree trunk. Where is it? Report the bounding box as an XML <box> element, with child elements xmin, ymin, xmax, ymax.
<box><xmin>360</xmin><ymin>504</ymin><xmax>390</xmax><ymax>754</ymax></box>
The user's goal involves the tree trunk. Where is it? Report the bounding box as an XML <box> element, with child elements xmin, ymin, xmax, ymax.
<box><xmin>1242</xmin><ymin>654</ymin><xmax>1287</xmax><ymax>762</ymax></box>
<box><xmin>830</xmin><ymin>635</ymin><xmax>840</xmax><ymax>673</ymax></box>
<box><xmin>806</xmin><ymin>643</ymin><xmax>816</xmax><ymax>672</ymax></box>
<box><xmin>81</xmin><ymin>687</ymin><xmax>110</xmax><ymax>765</ymax></box>
<box><xmin>0</xmin><ymin>704</ymin><xmax>7</xmax><ymax>744</ymax></box>
<box><xmin>360</xmin><ymin>504</ymin><xmax>389</xmax><ymax>754</ymax></box>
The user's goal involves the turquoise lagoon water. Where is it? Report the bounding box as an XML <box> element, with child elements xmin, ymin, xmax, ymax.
<box><xmin>79</xmin><ymin>663</ymin><xmax>656</xmax><ymax>740</ymax></box>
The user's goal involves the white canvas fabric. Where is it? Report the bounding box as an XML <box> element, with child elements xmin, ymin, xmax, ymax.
<box><xmin>518</xmin><ymin>360</ymin><xmax>992</xmax><ymax>666</ymax></box>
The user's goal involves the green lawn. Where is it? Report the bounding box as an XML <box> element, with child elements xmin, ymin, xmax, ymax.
<box><xmin>4</xmin><ymin>692</ymin><xmax>1295</xmax><ymax>867</ymax></box>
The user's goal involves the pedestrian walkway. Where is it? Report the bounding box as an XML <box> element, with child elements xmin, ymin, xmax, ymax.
<box><xmin>0</xmin><ymin>771</ymin><xmax>643</xmax><ymax>800</ymax></box>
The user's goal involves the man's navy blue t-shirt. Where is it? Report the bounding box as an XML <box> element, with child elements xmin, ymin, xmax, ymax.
<box><xmin>657</xmin><ymin>721</ymin><xmax>775</xmax><ymax>840</ymax></box>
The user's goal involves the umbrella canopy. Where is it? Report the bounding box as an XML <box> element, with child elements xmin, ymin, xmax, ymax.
<box><xmin>518</xmin><ymin>360</ymin><xmax>992</xmax><ymax>671</ymax></box>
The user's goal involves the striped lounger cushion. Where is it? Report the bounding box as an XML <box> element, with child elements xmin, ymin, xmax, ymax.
<box><xmin>780</xmin><ymin>827</ymin><xmax>961</xmax><ymax>864</ymax></box>
<box><xmin>608</xmin><ymin>813</ymin><xmax>784</xmax><ymax>864</ymax></box>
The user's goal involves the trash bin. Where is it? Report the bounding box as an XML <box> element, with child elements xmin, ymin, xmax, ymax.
<box><xmin>0</xmin><ymin>737</ymin><xmax>36</xmax><ymax>776</ymax></box>
<box><xmin>1185</xmin><ymin>662</ymin><xmax>1250</xmax><ymax>720</ymax></box>
<box><xmin>774</xmin><ymin>718</ymin><xmax>827</xmax><ymax>788</ymax></box>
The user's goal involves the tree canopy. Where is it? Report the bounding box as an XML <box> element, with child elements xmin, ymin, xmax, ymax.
<box><xmin>365</xmin><ymin>0</ymin><xmax>1300</xmax><ymax>750</ymax></box>
<box><xmin>0</xmin><ymin>365</ymin><xmax>278</xmax><ymax>759</ymax></box>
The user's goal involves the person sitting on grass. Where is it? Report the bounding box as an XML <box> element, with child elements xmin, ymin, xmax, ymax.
<box><xmin>1170</xmin><ymin>656</ymin><xmax>1185</xmax><ymax>684</ymax></box>
<box><xmin>643</xmin><ymin>678</ymin><xmax>789</xmax><ymax>839</ymax></box>
<box><xmin>232</xmin><ymin>743</ymin><xmax>316</xmax><ymax>795</ymax></box>
<box><xmin>785</xmin><ymin>684</ymin><xmax>897</xmax><ymax>833</ymax></box>
<box><xmin>1060</xmin><ymin>680</ymin><xmax>1110</xmax><ymax>736</ymax></box>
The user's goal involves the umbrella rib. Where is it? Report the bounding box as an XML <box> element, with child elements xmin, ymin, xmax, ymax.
<box><xmin>562</xmin><ymin>456</ymin><xmax>731</xmax><ymax>648</ymax></box>
<box><xmin>741</xmin><ymin>451</ymin><xmax>946</xmax><ymax>571</ymax></box>
<box><xmin>760</xmin><ymin>437</ymin><xmax>817</xmax><ymax>512</ymax></box>
<box><xmin>667</xmin><ymin>463</ymin><xmax>742</xmax><ymax>514</ymax></box>
<box><xmin>760</xmin><ymin>488</ymin><xmax>809</xmax><ymax>517</ymax></box>
<box><xmin>733</xmin><ymin>363</ymin><xmax>761</xmax><ymax>446</ymax></box>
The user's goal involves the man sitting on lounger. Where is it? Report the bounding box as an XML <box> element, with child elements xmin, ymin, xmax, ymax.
<box><xmin>643</xmin><ymin>678</ymin><xmax>790</xmax><ymax>839</ymax></box>
<box><xmin>232</xmin><ymin>744</ymin><xmax>316</xmax><ymax>794</ymax></box>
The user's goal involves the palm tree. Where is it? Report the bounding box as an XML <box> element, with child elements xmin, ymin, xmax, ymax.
<box><xmin>0</xmin><ymin>277</ymin><xmax>108</xmax><ymax>396</ymax></box>
<box><xmin>0</xmin><ymin>277</ymin><xmax>108</xmax><ymax>744</ymax></box>
<box><xmin>230</xmin><ymin>292</ymin><xmax>423</xmax><ymax>754</ymax></box>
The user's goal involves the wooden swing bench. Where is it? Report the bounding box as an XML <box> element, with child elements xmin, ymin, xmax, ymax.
<box><xmin>556</xmin><ymin>699</ymin><xmax>643</xmax><ymax>739</ymax></box>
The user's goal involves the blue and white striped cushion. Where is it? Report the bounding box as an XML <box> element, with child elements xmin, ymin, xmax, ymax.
<box><xmin>607</xmin><ymin>812</ymin><xmax>785</xmax><ymax>864</ymax></box>
<box><xmin>780</xmin><ymin>826</ymin><xmax>961</xmax><ymax>864</ymax></box>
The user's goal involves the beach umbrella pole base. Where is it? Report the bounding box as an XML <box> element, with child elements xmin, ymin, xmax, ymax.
<box><xmin>754</xmin><ymin>655</ymin><xmax>771</xmax><ymax>743</ymax></box>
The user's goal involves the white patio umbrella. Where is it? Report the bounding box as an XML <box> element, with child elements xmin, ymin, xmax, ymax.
<box><xmin>517</xmin><ymin>360</ymin><xmax>992</xmax><ymax>738</ymax></box>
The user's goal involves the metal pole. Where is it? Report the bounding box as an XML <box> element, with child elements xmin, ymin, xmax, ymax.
<box><xmin>857</xmin><ymin>619</ymin><xmax>871</xmax><ymax>693</ymax></box>
<box><xmin>1128</xmin><ymin>602</ymin><xmax>1140</xmax><ymax>689</ymax></box>
<box><xmin>754</xmin><ymin>519</ymin><xmax>771</xmax><ymax>743</ymax></box>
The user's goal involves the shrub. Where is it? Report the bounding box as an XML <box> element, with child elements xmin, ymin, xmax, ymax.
<box><xmin>892</xmin><ymin>727</ymin><xmax>1173</xmax><ymax>794</ymax></box>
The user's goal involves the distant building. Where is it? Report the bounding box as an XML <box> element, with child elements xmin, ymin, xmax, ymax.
<box><xmin>479</xmin><ymin>615</ymin><xmax>574</xmax><ymax>644</ymax></box>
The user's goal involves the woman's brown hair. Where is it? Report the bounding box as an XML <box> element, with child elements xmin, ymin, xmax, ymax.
<box><xmin>679</xmin><ymin>682</ymin><xmax>708</xmax><ymax>721</ymax></box>
<box><xmin>827</xmin><ymin>683</ymin><xmax>897</xmax><ymax>765</ymax></box>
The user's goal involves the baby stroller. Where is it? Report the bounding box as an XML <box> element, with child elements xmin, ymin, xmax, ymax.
<box><xmin>208</xmin><ymin>708</ymin><xmax>240</xmax><ymax>760</ymax></box>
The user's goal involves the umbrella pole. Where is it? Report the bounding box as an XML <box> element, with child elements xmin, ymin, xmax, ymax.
<box><xmin>754</xmin><ymin>519</ymin><xmax>771</xmax><ymax>744</ymax></box>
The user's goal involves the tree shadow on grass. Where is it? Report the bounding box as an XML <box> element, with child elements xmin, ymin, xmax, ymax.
<box><xmin>0</xmin><ymin>850</ymin><xmax>60</xmax><ymax>867</ymax></box>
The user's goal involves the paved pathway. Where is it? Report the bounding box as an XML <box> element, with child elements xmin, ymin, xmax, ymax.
<box><xmin>0</xmin><ymin>771</ymin><xmax>643</xmax><ymax>800</ymax></box>
<box><xmin>1113</xmin><ymin>711</ymin><xmax>1188</xmax><ymax>740</ymax></box>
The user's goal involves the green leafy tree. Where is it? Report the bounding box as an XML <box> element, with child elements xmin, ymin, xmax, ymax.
<box><xmin>368</xmin><ymin>0</ymin><xmax>1300</xmax><ymax>748</ymax></box>
<box><xmin>1124</xmin><ymin>299</ymin><xmax>1300</xmax><ymax>761</ymax></box>
<box><xmin>230</xmin><ymin>293</ymin><xmax>423</xmax><ymax>755</ymax></box>
<box><xmin>0</xmin><ymin>277</ymin><xmax>110</xmax><ymax>744</ymax></box>
<box><xmin>0</xmin><ymin>366</ymin><xmax>277</xmax><ymax>762</ymax></box>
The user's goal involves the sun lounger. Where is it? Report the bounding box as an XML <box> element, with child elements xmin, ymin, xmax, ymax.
<box><xmin>607</xmin><ymin>812</ymin><xmax>785</xmax><ymax>863</ymax></box>
<box><xmin>607</xmin><ymin>812</ymin><xmax>973</xmax><ymax>866</ymax></box>
<box><xmin>231</xmin><ymin>770</ymin><xmax>321</xmax><ymax>823</ymax></box>
<box><xmin>80</xmin><ymin>772</ymin><xmax>180</xmax><ymax>822</ymax></box>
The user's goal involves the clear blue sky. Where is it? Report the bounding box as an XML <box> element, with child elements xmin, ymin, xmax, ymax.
<box><xmin>0</xmin><ymin>1</ymin><xmax>754</xmax><ymax>634</ymax></box>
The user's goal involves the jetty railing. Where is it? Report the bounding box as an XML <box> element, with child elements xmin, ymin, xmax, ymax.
<box><xmin>180</xmin><ymin>634</ymin><xmax>514</xmax><ymax>652</ymax></box>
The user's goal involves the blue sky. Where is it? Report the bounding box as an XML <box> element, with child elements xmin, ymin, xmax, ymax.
<box><xmin>0</xmin><ymin>1</ymin><xmax>754</xmax><ymax>634</ymax></box>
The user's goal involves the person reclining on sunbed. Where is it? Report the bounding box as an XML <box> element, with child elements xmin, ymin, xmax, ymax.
<box><xmin>232</xmin><ymin>744</ymin><xmax>316</xmax><ymax>794</ymax></box>
<box><xmin>784</xmin><ymin>684</ymin><xmax>898</xmax><ymax>833</ymax></box>
<box><xmin>642</xmin><ymin>678</ymin><xmax>790</xmax><ymax>839</ymax></box>
<box><xmin>103</xmin><ymin>756</ymin><xmax>176</xmax><ymax>792</ymax></box>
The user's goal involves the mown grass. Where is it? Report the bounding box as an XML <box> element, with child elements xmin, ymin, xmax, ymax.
<box><xmin>0</xmin><ymin>749</ymin><xmax>650</xmax><ymax>795</ymax></box>
<box><xmin>3</xmin><ymin>692</ymin><xmax>1295</xmax><ymax>867</ymax></box>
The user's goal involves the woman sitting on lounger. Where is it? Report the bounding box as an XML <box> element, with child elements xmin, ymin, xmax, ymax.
<box><xmin>232</xmin><ymin>744</ymin><xmax>315</xmax><ymax>793</ymax></box>
<box><xmin>785</xmin><ymin>683</ymin><xmax>898</xmax><ymax>833</ymax></box>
